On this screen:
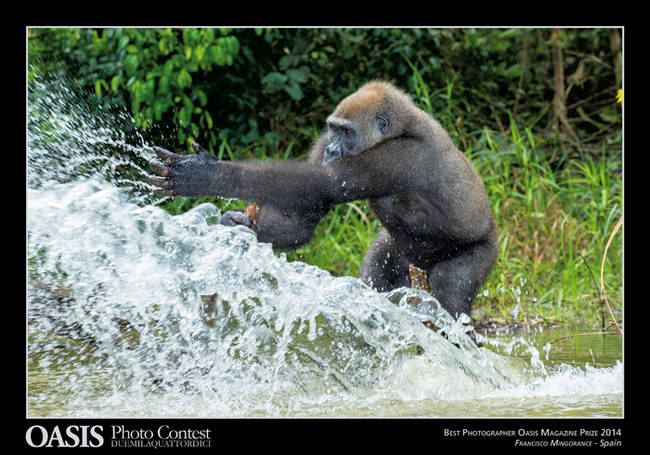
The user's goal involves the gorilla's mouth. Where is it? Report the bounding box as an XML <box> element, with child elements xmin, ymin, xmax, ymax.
<box><xmin>322</xmin><ymin>143</ymin><xmax>343</xmax><ymax>166</ymax></box>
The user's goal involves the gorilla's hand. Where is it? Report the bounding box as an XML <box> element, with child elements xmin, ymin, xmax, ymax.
<box><xmin>148</xmin><ymin>142</ymin><xmax>221</xmax><ymax>197</ymax></box>
<box><xmin>220</xmin><ymin>210</ymin><xmax>256</xmax><ymax>231</ymax></box>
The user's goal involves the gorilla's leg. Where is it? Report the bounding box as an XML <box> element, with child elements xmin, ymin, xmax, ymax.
<box><xmin>427</xmin><ymin>234</ymin><xmax>498</xmax><ymax>319</ymax></box>
<box><xmin>358</xmin><ymin>229</ymin><xmax>411</xmax><ymax>291</ymax></box>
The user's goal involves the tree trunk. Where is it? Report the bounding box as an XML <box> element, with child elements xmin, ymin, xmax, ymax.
<box><xmin>609</xmin><ymin>28</ymin><xmax>622</xmax><ymax>88</ymax></box>
<box><xmin>551</xmin><ymin>28</ymin><xmax>583</xmax><ymax>158</ymax></box>
<box><xmin>551</xmin><ymin>29</ymin><xmax>566</xmax><ymax>128</ymax></box>
<box><xmin>513</xmin><ymin>28</ymin><xmax>531</xmax><ymax>115</ymax></box>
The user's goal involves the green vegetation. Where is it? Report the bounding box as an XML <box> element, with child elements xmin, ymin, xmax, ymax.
<box><xmin>28</xmin><ymin>28</ymin><xmax>622</xmax><ymax>327</ymax></box>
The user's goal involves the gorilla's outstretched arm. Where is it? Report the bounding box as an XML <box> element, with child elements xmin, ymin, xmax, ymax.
<box><xmin>148</xmin><ymin>140</ymin><xmax>423</xmax><ymax>211</ymax></box>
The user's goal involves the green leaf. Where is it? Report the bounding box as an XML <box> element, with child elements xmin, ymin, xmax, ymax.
<box><xmin>182</xmin><ymin>29</ymin><xmax>200</xmax><ymax>46</ymax></box>
<box><xmin>599</xmin><ymin>108</ymin><xmax>618</xmax><ymax>123</ymax></box>
<box><xmin>163</xmin><ymin>60</ymin><xmax>174</xmax><ymax>78</ymax></box>
<box><xmin>504</xmin><ymin>63</ymin><xmax>521</xmax><ymax>78</ymax></box>
<box><xmin>178</xmin><ymin>106</ymin><xmax>191</xmax><ymax>127</ymax></box>
<box><xmin>182</xmin><ymin>95</ymin><xmax>193</xmax><ymax>110</ymax></box>
<box><xmin>130</xmin><ymin>80</ymin><xmax>141</xmax><ymax>101</ymax></box>
<box><xmin>196</xmin><ymin>89</ymin><xmax>208</xmax><ymax>106</ymax></box>
<box><xmin>110</xmin><ymin>75</ymin><xmax>122</xmax><ymax>92</ymax></box>
<box><xmin>209</xmin><ymin>45</ymin><xmax>227</xmax><ymax>65</ymax></box>
<box><xmin>262</xmin><ymin>72</ymin><xmax>287</xmax><ymax>85</ymax></box>
<box><xmin>195</xmin><ymin>44</ymin><xmax>205</xmax><ymax>61</ymax></box>
<box><xmin>140</xmin><ymin>79</ymin><xmax>155</xmax><ymax>104</ymax></box>
<box><xmin>123</xmin><ymin>54</ymin><xmax>139</xmax><ymax>76</ymax></box>
<box><xmin>499</xmin><ymin>28</ymin><xmax>520</xmax><ymax>39</ymax></box>
<box><xmin>153</xmin><ymin>100</ymin><xmax>164</xmax><ymax>121</ymax></box>
<box><xmin>279</xmin><ymin>55</ymin><xmax>300</xmax><ymax>70</ymax></box>
<box><xmin>117</xmin><ymin>35</ymin><xmax>130</xmax><ymax>50</ymax></box>
<box><xmin>158</xmin><ymin>38</ymin><xmax>169</xmax><ymax>54</ymax></box>
<box><xmin>204</xmin><ymin>110</ymin><xmax>213</xmax><ymax>129</ymax></box>
<box><xmin>159</xmin><ymin>75</ymin><xmax>169</xmax><ymax>94</ymax></box>
<box><xmin>286</xmin><ymin>68</ymin><xmax>308</xmax><ymax>83</ymax></box>
<box><xmin>226</xmin><ymin>36</ymin><xmax>239</xmax><ymax>54</ymax></box>
<box><xmin>178</xmin><ymin>69</ymin><xmax>192</xmax><ymax>89</ymax></box>
<box><xmin>203</xmin><ymin>28</ymin><xmax>215</xmax><ymax>43</ymax></box>
<box><xmin>94</xmin><ymin>79</ymin><xmax>109</xmax><ymax>96</ymax></box>
<box><xmin>428</xmin><ymin>56</ymin><xmax>441</xmax><ymax>69</ymax></box>
<box><xmin>284</xmin><ymin>82</ymin><xmax>303</xmax><ymax>101</ymax></box>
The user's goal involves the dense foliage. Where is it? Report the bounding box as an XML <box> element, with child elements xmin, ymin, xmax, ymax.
<box><xmin>28</xmin><ymin>28</ymin><xmax>621</xmax><ymax>159</ymax></box>
<box><xmin>28</xmin><ymin>28</ymin><xmax>622</xmax><ymax>325</ymax></box>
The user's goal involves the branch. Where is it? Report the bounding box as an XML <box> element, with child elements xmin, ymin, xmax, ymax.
<box><xmin>600</xmin><ymin>216</ymin><xmax>623</xmax><ymax>334</ymax></box>
<box><xmin>579</xmin><ymin>253</ymin><xmax>605</xmax><ymax>330</ymax></box>
<box><xmin>548</xmin><ymin>331</ymin><xmax>619</xmax><ymax>345</ymax></box>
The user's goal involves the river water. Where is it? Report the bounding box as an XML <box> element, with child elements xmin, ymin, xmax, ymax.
<box><xmin>26</xmin><ymin>76</ymin><xmax>623</xmax><ymax>418</ymax></box>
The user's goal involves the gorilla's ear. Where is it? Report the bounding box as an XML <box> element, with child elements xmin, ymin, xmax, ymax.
<box><xmin>375</xmin><ymin>112</ymin><xmax>391</xmax><ymax>134</ymax></box>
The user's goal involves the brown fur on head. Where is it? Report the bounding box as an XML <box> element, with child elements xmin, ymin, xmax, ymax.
<box><xmin>328</xmin><ymin>81</ymin><xmax>416</xmax><ymax>138</ymax></box>
<box><xmin>333</xmin><ymin>81</ymin><xmax>392</xmax><ymax>119</ymax></box>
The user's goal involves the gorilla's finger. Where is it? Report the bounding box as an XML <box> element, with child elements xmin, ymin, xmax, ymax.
<box><xmin>148</xmin><ymin>176</ymin><xmax>170</xmax><ymax>188</ymax></box>
<box><xmin>231</xmin><ymin>212</ymin><xmax>255</xmax><ymax>229</ymax></box>
<box><xmin>153</xmin><ymin>187</ymin><xmax>175</xmax><ymax>197</ymax></box>
<box><xmin>221</xmin><ymin>211</ymin><xmax>254</xmax><ymax>229</ymax></box>
<box><xmin>149</xmin><ymin>160</ymin><xmax>170</xmax><ymax>177</ymax></box>
<box><xmin>219</xmin><ymin>216</ymin><xmax>237</xmax><ymax>227</ymax></box>
<box><xmin>191</xmin><ymin>142</ymin><xmax>209</xmax><ymax>155</ymax></box>
<box><xmin>153</xmin><ymin>146</ymin><xmax>177</xmax><ymax>165</ymax></box>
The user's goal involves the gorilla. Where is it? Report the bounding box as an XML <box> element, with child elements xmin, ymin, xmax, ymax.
<box><xmin>149</xmin><ymin>81</ymin><xmax>497</xmax><ymax>319</ymax></box>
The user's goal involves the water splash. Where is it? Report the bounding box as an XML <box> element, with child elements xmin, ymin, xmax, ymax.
<box><xmin>27</xmin><ymin>73</ymin><xmax>160</xmax><ymax>204</ymax></box>
<box><xmin>26</xmin><ymin>75</ymin><xmax>622</xmax><ymax>417</ymax></box>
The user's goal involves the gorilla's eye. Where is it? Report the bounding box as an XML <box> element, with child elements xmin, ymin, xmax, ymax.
<box><xmin>344</xmin><ymin>129</ymin><xmax>351</xmax><ymax>135</ymax></box>
<box><xmin>331</xmin><ymin>125</ymin><xmax>338</xmax><ymax>132</ymax></box>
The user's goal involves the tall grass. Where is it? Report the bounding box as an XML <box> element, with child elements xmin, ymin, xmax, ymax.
<box><xmin>466</xmin><ymin>123</ymin><xmax>621</xmax><ymax>325</ymax></box>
